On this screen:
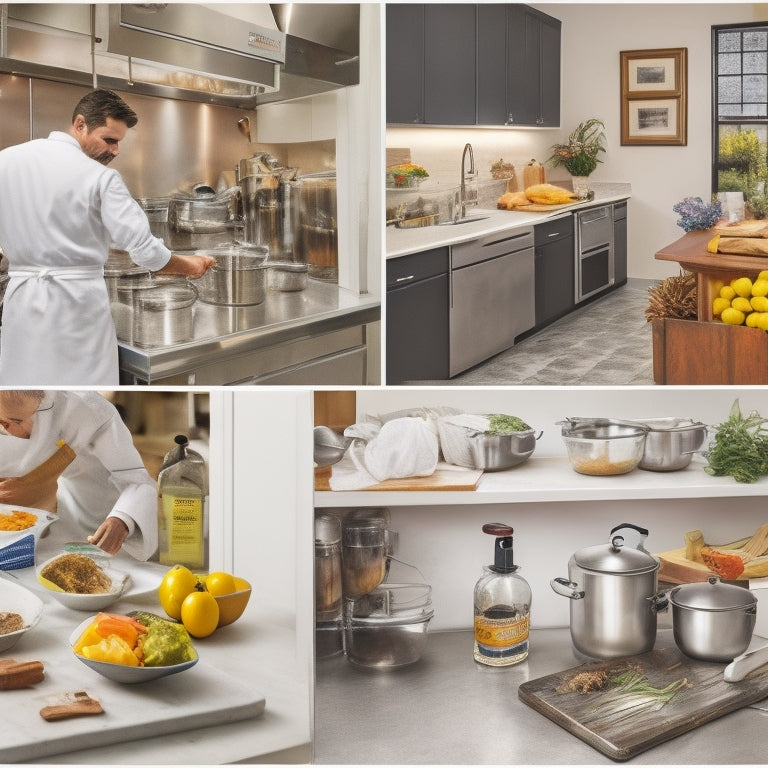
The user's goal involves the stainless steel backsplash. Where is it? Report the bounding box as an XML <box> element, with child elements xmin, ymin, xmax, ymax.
<box><xmin>0</xmin><ymin>74</ymin><xmax>335</xmax><ymax>199</ymax></box>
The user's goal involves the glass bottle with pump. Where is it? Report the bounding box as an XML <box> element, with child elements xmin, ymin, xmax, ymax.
<box><xmin>157</xmin><ymin>435</ymin><xmax>209</xmax><ymax>570</ymax></box>
<box><xmin>473</xmin><ymin>523</ymin><xmax>532</xmax><ymax>666</ymax></box>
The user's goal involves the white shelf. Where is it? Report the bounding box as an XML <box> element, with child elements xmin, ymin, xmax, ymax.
<box><xmin>314</xmin><ymin>456</ymin><xmax>768</xmax><ymax>508</ymax></box>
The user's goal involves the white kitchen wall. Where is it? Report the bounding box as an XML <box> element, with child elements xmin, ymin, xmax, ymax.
<box><xmin>387</xmin><ymin>3</ymin><xmax>764</xmax><ymax>281</ymax></box>
<box><xmin>353</xmin><ymin>387</ymin><xmax>768</xmax><ymax>632</ymax></box>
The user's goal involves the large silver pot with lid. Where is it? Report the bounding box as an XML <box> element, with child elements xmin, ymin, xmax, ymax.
<box><xmin>669</xmin><ymin>576</ymin><xmax>757</xmax><ymax>662</ymax></box>
<box><xmin>189</xmin><ymin>244</ymin><xmax>269</xmax><ymax>306</ymax></box>
<box><xmin>167</xmin><ymin>184</ymin><xmax>240</xmax><ymax>250</ymax></box>
<box><xmin>551</xmin><ymin>523</ymin><xmax>668</xmax><ymax>658</ymax></box>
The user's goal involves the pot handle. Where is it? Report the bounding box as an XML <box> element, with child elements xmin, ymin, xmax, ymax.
<box><xmin>610</xmin><ymin>523</ymin><xmax>649</xmax><ymax>552</ymax></box>
<box><xmin>646</xmin><ymin>590</ymin><xmax>669</xmax><ymax>613</ymax></box>
<box><xmin>550</xmin><ymin>577</ymin><xmax>585</xmax><ymax>600</ymax></box>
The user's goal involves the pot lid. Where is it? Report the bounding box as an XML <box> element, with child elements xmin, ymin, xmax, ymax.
<box><xmin>573</xmin><ymin>535</ymin><xmax>659</xmax><ymax>573</ymax></box>
<box><xmin>670</xmin><ymin>576</ymin><xmax>757</xmax><ymax>611</ymax></box>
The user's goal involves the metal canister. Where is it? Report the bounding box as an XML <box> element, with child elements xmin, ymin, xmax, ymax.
<box><xmin>297</xmin><ymin>171</ymin><xmax>338</xmax><ymax>282</ymax></box>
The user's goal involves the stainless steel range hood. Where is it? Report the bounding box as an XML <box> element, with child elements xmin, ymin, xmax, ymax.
<box><xmin>0</xmin><ymin>3</ymin><xmax>359</xmax><ymax>107</ymax></box>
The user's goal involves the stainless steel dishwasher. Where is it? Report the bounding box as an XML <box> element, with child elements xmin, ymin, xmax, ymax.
<box><xmin>449</xmin><ymin>227</ymin><xmax>535</xmax><ymax>376</ymax></box>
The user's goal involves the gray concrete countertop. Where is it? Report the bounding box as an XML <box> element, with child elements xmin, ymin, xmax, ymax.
<box><xmin>314</xmin><ymin>626</ymin><xmax>768</xmax><ymax>765</ymax></box>
<box><xmin>386</xmin><ymin>183</ymin><xmax>632</xmax><ymax>259</ymax></box>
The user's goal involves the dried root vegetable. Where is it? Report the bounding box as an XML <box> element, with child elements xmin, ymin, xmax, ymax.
<box><xmin>645</xmin><ymin>270</ymin><xmax>698</xmax><ymax>321</ymax></box>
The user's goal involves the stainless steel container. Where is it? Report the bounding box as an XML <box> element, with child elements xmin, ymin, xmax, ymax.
<box><xmin>551</xmin><ymin>523</ymin><xmax>668</xmax><ymax>659</ymax></box>
<box><xmin>268</xmin><ymin>262</ymin><xmax>308</xmax><ymax>292</ymax></box>
<box><xmin>559</xmin><ymin>418</ymin><xmax>648</xmax><ymax>476</ymax></box>
<box><xmin>167</xmin><ymin>186</ymin><xmax>240</xmax><ymax>250</ymax></box>
<box><xmin>136</xmin><ymin>197</ymin><xmax>170</xmax><ymax>243</ymax></box>
<box><xmin>669</xmin><ymin>576</ymin><xmax>757</xmax><ymax>662</ymax></box>
<box><xmin>115</xmin><ymin>276</ymin><xmax>197</xmax><ymax>347</ymax></box>
<box><xmin>297</xmin><ymin>171</ymin><xmax>337</xmax><ymax>282</ymax></box>
<box><xmin>633</xmin><ymin>417</ymin><xmax>708</xmax><ymax>472</ymax></box>
<box><xmin>239</xmin><ymin>172</ymin><xmax>281</xmax><ymax>253</ymax></box>
<box><xmin>191</xmin><ymin>245</ymin><xmax>269</xmax><ymax>306</ymax></box>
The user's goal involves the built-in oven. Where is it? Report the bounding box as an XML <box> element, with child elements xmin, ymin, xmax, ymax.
<box><xmin>575</xmin><ymin>205</ymin><xmax>614</xmax><ymax>302</ymax></box>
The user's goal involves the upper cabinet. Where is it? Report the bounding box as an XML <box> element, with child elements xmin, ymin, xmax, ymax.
<box><xmin>386</xmin><ymin>4</ymin><xmax>561</xmax><ymax>127</ymax></box>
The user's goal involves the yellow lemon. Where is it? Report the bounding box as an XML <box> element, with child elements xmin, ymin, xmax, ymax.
<box><xmin>712</xmin><ymin>297</ymin><xmax>730</xmax><ymax>316</ymax></box>
<box><xmin>731</xmin><ymin>276</ymin><xmax>753</xmax><ymax>298</ymax></box>
<box><xmin>721</xmin><ymin>307</ymin><xmax>746</xmax><ymax>325</ymax></box>
<box><xmin>757</xmin><ymin>312</ymin><xmax>768</xmax><ymax>331</ymax></box>
<box><xmin>751</xmin><ymin>295</ymin><xmax>768</xmax><ymax>312</ymax></box>
<box><xmin>732</xmin><ymin>296</ymin><xmax>753</xmax><ymax>313</ymax></box>
<box><xmin>751</xmin><ymin>279</ymin><xmax>768</xmax><ymax>297</ymax></box>
<box><xmin>758</xmin><ymin>270</ymin><xmax>768</xmax><ymax>282</ymax></box>
<box><xmin>720</xmin><ymin>285</ymin><xmax>737</xmax><ymax>301</ymax></box>
<box><xmin>746</xmin><ymin>311</ymin><xmax>760</xmax><ymax>328</ymax></box>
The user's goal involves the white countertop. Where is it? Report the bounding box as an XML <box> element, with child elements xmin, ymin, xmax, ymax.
<box><xmin>2</xmin><ymin>531</ymin><xmax>310</xmax><ymax>764</ymax></box>
<box><xmin>386</xmin><ymin>183</ymin><xmax>632</xmax><ymax>259</ymax></box>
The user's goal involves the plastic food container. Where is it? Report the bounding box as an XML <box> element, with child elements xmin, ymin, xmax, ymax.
<box><xmin>559</xmin><ymin>418</ymin><xmax>648</xmax><ymax>476</ymax></box>
<box><xmin>633</xmin><ymin>417</ymin><xmax>708</xmax><ymax>472</ymax></box>
<box><xmin>343</xmin><ymin>582</ymin><xmax>434</xmax><ymax>669</ymax></box>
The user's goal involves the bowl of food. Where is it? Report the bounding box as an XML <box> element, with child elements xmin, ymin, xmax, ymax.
<box><xmin>213</xmin><ymin>577</ymin><xmax>252</xmax><ymax>627</ymax></box>
<box><xmin>0</xmin><ymin>504</ymin><xmax>57</xmax><ymax>570</ymax></box>
<box><xmin>36</xmin><ymin>553</ymin><xmax>130</xmax><ymax>611</ymax></box>
<box><xmin>438</xmin><ymin>413</ymin><xmax>539</xmax><ymax>471</ymax></box>
<box><xmin>70</xmin><ymin>610</ymin><xmax>198</xmax><ymax>684</ymax></box>
<box><xmin>0</xmin><ymin>578</ymin><xmax>44</xmax><ymax>652</ymax></box>
<box><xmin>559</xmin><ymin>418</ymin><xmax>648</xmax><ymax>476</ymax></box>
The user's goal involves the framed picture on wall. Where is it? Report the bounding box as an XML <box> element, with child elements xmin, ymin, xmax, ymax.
<box><xmin>620</xmin><ymin>47</ymin><xmax>687</xmax><ymax>145</ymax></box>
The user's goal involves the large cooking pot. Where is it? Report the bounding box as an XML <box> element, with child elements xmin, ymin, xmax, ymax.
<box><xmin>551</xmin><ymin>523</ymin><xmax>668</xmax><ymax>658</ymax></box>
<box><xmin>190</xmin><ymin>244</ymin><xmax>269</xmax><ymax>306</ymax></box>
<box><xmin>669</xmin><ymin>576</ymin><xmax>757</xmax><ymax>662</ymax></box>
<box><xmin>168</xmin><ymin>186</ymin><xmax>240</xmax><ymax>234</ymax></box>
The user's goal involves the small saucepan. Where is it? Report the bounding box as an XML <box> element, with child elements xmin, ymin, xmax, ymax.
<box><xmin>669</xmin><ymin>576</ymin><xmax>757</xmax><ymax>662</ymax></box>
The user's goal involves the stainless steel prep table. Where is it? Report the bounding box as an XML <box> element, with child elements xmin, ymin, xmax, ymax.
<box><xmin>117</xmin><ymin>280</ymin><xmax>380</xmax><ymax>384</ymax></box>
<box><xmin>386</xmin><ymin>183</ymin><xmax>632</xmax><ymax>260</ymax></box>
<box><xmin>314</xmin><ymin>626</ymin><xmax>768</xmax><ymax>765</ymax></box>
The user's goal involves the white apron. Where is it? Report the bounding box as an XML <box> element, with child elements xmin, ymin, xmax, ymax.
<box><xmin>0</xmin><ymin>392</ymin><xmax>157</xmax><ymax>560</ymax></box>
<box><xmin>0</xmin><ymin>265</ymin><xmax>117</xmax><ymax>386</ymax></box>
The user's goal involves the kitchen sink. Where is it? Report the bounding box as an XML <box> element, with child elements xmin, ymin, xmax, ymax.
<box><xmin>437</xmin><ymin>214</ymin><xmax>491</xmax><ymax>226</ymax></box>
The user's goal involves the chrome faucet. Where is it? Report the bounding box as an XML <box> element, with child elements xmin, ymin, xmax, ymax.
<box><xmin>459</xmin><ymin>142</ymin><xmax>477</xmax><ymax>220</ymax></box>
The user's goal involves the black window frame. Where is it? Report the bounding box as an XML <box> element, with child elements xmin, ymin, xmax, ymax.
<box><xmin>712</xmin><ymin>20</ymin><xmax>768</xmax><ymax>194</ymax></box>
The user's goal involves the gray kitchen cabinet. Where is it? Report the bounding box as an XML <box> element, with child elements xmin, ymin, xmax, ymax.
<box><xmin>613</xmin><ymin>201</ymin><xmax>628</xmax><ymax>287</ymax></box>
<box><xmin>386</xmin><ymin>4</ymin><xmax>476</xmax><ymax>125</ymax></box>
<box><xmin>533</xmin><ymin>214</ymin><xmax>575</xmax><ymax>329</ymax></box>
<box><xmin>386</xmin><ymin>248</ymin><xmax>450</xmax><ymax>384</ymax></box>
<box><xmin>477</xmin><ymin>4</ymin><xmax>561</xmax><ymax>127</ymax></box>
<box><xmin>386</xmin><ymin>4</ymin><xmax>560</xmax><ymax>127</ymax></box>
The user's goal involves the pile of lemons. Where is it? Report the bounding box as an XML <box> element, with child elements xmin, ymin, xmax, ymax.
<box><xmin>713</xmin><ymin>270</ymin><xmax>768</xmax><ymax>330</ymax></box>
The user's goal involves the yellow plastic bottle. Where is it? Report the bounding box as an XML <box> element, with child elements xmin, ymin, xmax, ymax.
<box><xmin>157</xmin><ymin>435</ymin><xmax>209</xmax><ymax>570</ymax></box>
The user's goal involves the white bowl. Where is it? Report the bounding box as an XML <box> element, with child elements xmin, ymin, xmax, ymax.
<box><xmin>0</xmin><ymin>504</ymin><xmax>58</xmax><ymax>570</ymax></box>
<box><xmin>69</xmin><ymin>616</ymin><xmax>198</xmax><ymax>684</ymax></box>
<box><xmin>36</xmin><ymin>554</ymin><xmax>131</xmax><ymax>611</ymax></box>
<box><xmin>0</xmin><ymin>577</ymin><xmax>44</xmax><ymax>652</ymax></box>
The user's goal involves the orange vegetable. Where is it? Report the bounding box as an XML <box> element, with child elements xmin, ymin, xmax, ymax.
<box><xmin>0</xmin><ymin>510</ymin><xmax>38</xmax><ymax>531</ymax></box>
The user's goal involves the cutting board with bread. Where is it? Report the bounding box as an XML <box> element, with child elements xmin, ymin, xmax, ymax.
<box><xmin>497</xmin><ymin>183</ymin><xmax>578</xmax><ymax>212</ymax></box>
<box><xmin>656</xmin><ymin>524</ymin><xmax>768</xmax><ymax>584</ymax></box>
<box><xmin>707</xmin><ymin>219</ymin><xmax>768</xmax><ymax>256</ymax></box>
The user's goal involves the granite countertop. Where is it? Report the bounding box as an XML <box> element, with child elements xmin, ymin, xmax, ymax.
<box><xmin>386</xmin><ymin>182</ymin><xmax>632</xmax><ymax>259</ymax></box>
<box><xmin>314</xmin><ymin>625</ymin><xmax>768</xmax><ymax>765</ymax></box>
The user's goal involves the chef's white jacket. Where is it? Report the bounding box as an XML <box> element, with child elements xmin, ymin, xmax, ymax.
<box><xmin>0</xmin><ymin>391</ymin><xmax>158</xmax><ymax>560</ymax></box>
<box><xmin>0</xmin><ymin>131</ymin><xmax>171</xmax><ymax>385</ymax></box>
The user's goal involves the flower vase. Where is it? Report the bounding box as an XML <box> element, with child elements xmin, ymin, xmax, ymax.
<box><xmin>571</xmin><ymin>176</ymin><xmax>591</xmax><ymax>200</ymax></box>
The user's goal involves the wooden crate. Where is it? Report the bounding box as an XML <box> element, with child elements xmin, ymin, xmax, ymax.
<box><xmin>652</xmin><ymin>318</ymin><xmax>768</xmax><ymax>384</ymax></box>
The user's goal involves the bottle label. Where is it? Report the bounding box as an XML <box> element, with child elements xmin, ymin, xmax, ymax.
<box><xmin>159</xmin><ymin>495</ymin><xmax>204</xmax><ymax>568</ymax></box>
<box><xmin>474</xmin><ymin>615</ymin><xmax>530</xmax><ymax>648</ymax></box>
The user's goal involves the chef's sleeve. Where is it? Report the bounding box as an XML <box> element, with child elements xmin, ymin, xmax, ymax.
<box><xmin>99</xmin><ymin>170</ymin><xmax>172</xmax><ymax>272</ymax></box>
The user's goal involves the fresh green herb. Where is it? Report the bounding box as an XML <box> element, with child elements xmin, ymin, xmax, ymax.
<box><xmin>485</xmin><ymin>414</ymin><xmax>531</xmax><ymax>435</ymax></box>
<box><xmin>703</xmin><ymin>399</ymin><xmax>768</xmax><ymax>484</ymax></box>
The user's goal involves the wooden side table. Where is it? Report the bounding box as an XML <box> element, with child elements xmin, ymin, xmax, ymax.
<box><xmin>653</xmin><ymin>230</ymin><xmax>768</xmax><ymax>384</ymax></box>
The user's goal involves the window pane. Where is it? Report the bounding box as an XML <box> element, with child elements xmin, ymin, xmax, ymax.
<box><xmin>744</xmin><ymin>51</ymin><xmax>767</xmax><ymax>73</ymax></box>
<box><xmin>719</xmin><ymin>52</ymin><xmax>742</xmax><ymax>74</ymax></box>
<box><xmin>719</xmin><ymin>75</ymin><xmax>742</xmax><ymax>104</ymax></box>
<box><xmin>744</xmin><ymin>74</ymin><xmax>767</xmax><ymax>102</ymax></box>
<box><xmin>719</xmin><ymin>31</ymin><xmax>742</xmax><ymax>52</ymax></box>
<box><xmin>744</xmin><ymin>30</ymin><xmax>768</xmax><ymax>51</ymax></box>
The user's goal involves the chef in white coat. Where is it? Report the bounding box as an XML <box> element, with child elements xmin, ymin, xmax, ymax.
<box><xmin>0</xmin><ymin>88</ymin><xmax>215</xmax><ymax>386</ymax></box>
<box><xmin>0</xmin><ymin>390</ymin><xmax>157</xmax><ymax>560</ymax></box>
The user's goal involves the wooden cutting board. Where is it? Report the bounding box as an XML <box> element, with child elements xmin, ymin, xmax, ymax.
<box><xmin>511</xmin><ymin>201</ymin><xmax>577</xmax><ymax>212</ymax></box>
<box><xmin>314</xmin><ymin>464</ymin><xmax>483</xmax><ymax>491</ymax></box>
<box><xmin>657</xmin><ymin>546</ymin><xmax>748</xmax><ymax>585</ymax></box>
<box><xmin>518</xmin><ymin>633</ymin><xmax>768</xmax><ymax>761</ymax></box>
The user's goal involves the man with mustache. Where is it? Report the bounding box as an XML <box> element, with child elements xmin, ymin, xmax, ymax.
<box><xmin>0</xmin><ymin>88</ymin><xmax>215</xmax><ymax>385</ymax></box>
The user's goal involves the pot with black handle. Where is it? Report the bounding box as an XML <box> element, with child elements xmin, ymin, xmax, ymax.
<box><xmin>551</xmin><ymin>523</ymin><xmax>668</xmax><ymax>658</ymax></box>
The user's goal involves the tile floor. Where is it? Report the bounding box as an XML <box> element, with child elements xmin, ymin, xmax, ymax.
<box><xmin>410</xmin><ymin>278</ymin><xmax>657</xmax><ymax>386</ymax></box>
